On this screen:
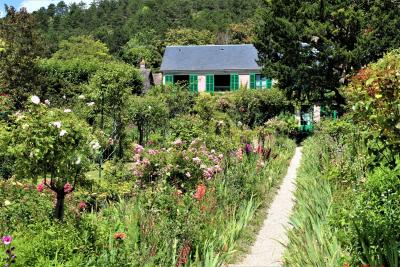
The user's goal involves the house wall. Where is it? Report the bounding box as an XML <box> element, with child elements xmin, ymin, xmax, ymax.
<box><xmin>239</xmin><ymin>75</ymin><xmax>250</xmax><ymax>88</ymax></box>
<box><xmin>198</xmin><ymin>75</ymin><xmax>206</xmax><ymax>92</ymax></box>
<box><xmin>313</xmin><ymin>105</ymin><xmax>321</xmax><ymax>122</ymax></box>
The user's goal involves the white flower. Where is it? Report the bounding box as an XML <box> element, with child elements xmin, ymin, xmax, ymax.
<box><xmin>91</xmin><ymin>141</ymin><xmax>101</xmax><ymax>150</ymax></box>
<box><xmin>31</xmin><ymin>95</ymin><xmax>40</xmax><ymax>105</ymax></box>
<box><xmin>64</xmin><ymin>109</ymin><xmax>72</xmax><ymax>113</ymax></box>
<box><xmin>87</xmin><ymin>102</ymin><xmax>95</xmax><ymax>107</ymax></box>
<box><xmin>63</xmin><ymin>95</ymin><xmax>66</xmax><ymax>99</ymax></box>
<box><xmin>60</xmin><ymin>130</ymin><xmax>67</xmax><ymax>136</ymax></box>
<box><xmin>44</xmin><ymin>99</ymin><xmax>50</xmax><ymax>105</ymax></box>
<box><xmin>75</xmin><ymin>157</ymin><xmax>81</xmax><ymax>165</ymax></box>
<box><xmin>148</xmin><ymin>106</ymin><xmax>152</xmax><ymax>110</ymax></box>
<box><xmin>4</xmin><ymin>200</ymin><xmax>11</xmax><ymax>206</ymax></box>
<box><xmin>52</xmin><ymin>121</ymin><xmax>62</xmax><ymax>128</ymax></box>
<box><xmin>78</xmin><ymin>95</ymin><xmax>85</xmax><ymax>99</ymax></box>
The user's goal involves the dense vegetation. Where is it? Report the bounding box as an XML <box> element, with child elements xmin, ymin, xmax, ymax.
<box><xmin>284</xmin><ymin>49</ymin><xmax>400</xmax><ymax>267</ymax></box>
<box><xmin>1</xmin><ymin>0</ymin><xmax>400</xmax><ymax>266</ymax></box>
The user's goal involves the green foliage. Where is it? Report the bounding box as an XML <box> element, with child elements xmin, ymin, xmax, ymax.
<box><xmin>349</xmin><ymin>165</ymin><xmax>400</xmax><ymax>266</ymax></box>
<box><xmin>0</xmin><ymin>7</ymin><xmax>45</xmax><ymax>109</ymax></box>
<box><xmin>229</xmin><ymin>88</ymin><xmax>292</xmax><ymax>128</ymax></box>
<box><xmin>164</xmin><ymin>28</ymin><xmax>216</xmax><ymax>46</ymax></box>
<box><xmin>128</xmin><ymin>94</ymin><xmax>169</xmax><ymax>145</ymax></box>
<box><xmin>4</xmin><ymin>97</ymin><xmax>97</xmax><ymax>220</ymax></box>
<box><xmin>31</xmin><ymin>0</ymin><xmax>262</xmax><ymax>54</ymax></box>
<box><xmin>255</xmin><ymin>0</ymin><xmax>400</xmax><ymax>104</ymax></box>
<box><xmin>284</xmin><ymin>134</ymin><xmax>346</xmax><ymax>267</ymax></box>
<box><xmin>345</xmin><ymin>49</ymin><xmax>400</xmax><ymax>167</ymax></box>
<box><xmin>122</xmin><ymin>38</ymin><xmax>162</xmax><ymax>68</ymax></box>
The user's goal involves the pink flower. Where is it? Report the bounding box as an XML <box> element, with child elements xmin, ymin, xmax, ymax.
<box><xmin>175</xmin><ymin>190</ymin><xmax>183</xmax><ymax>196</ymax></box>
<box><xmin>148</xmin><ymin>149</ymin><xmax>158</xmax><ymax>155</ymax></box>
<box><xmin>142</xmin><ymin>158</ymin><xmax>150</xmax><ymax>166</ymax></box>
<box><xmin>134</xmin><ymin>144</ymin><xmax>144</xmax><ymax>154</ymax></box>
<box><xmin>133</xmin><ymin>154</ymin><xmax>141</xmax><ymax>162</ymax></box>
<box><xmin>78</xmin><ymin>201</ymin><xmax>87</xmax><ymax>210</ymax></box>
<box><xmin>203</xmin><ymin>168</ymin><xmax>214</xmax><ymax>180</ymax></box>
<box><xmin>64</xmin><ymin>182</ymin><xmax>73</xmax><ymax>194</ymax></box>
<box><xmin>172</xmin><ymin>139</ymin><xmax>183</xmax><ymax>146</ymax></box>
<box><xmin>236</xmin><ymin>148</ymin><xmax>243</xmax><ymax>161</ymax></box>
<box><xmin>133</xmin><ymin>170</ymin><xmax>143</xmax><ymax>178</ymax></box>
<box><xmin>192</xmin><ymin>157</ymin><xmax>201</xmax><ymax>164</ymax></box>
<box><xmin>213</xmin><ymin>165</ymin><xmax>223</xmax><ymax>173</ymax></box>
<box><xmin>37</xmin><ymin>183</ymin><xmax>44</xmax><ymax>192</ymax></box>
<box><xmin>2</xmin><ymin>235</ymin><xmax>12</xmax><ymax>245</ymax></box>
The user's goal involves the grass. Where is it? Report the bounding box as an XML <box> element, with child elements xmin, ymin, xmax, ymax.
<box><xmin>226</xmin><ymin>137</ymin><xmax>296</xmax><ymax>264</ymax></box>
<box><xmin>283</xmin><ymin>137</ymin><xmax>344</xmax><ymax>267</ymax></box>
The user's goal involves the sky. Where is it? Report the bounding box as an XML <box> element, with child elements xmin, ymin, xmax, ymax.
<box><xmin>0</xmin><ymin>0</ymin><xmax>93</xmax><ymax>17</ymax></box>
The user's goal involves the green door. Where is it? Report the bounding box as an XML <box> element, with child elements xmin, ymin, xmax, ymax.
<box><xmin>189</xmin><ymin>74</ymin><xmax>198</xmax><ymax>92</ymax></box>
<box><xmin>250</xmin><ymin>73</ymin><xmax>256</xmax><ymax>89</ymax></box>
<box><xmin>230</xmin><ymin>74</ymin><xmax>239</xmax><ymax>91</ymax></box>
<box><xmin>206</xmin><ymin>74</ymin><xmax>214</xmax><ymax>93</ymax></box>
<box><xmin>164</xmin><ymin>75</ymin><xmax>174</xmax><ymax>85</ymax></box>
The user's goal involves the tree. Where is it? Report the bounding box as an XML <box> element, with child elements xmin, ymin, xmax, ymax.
<box><xmin>6</xmin><ymin>96</ymin><xmax>97</xmax><ymax>220</ymax></box>
<box><xmin>0</xmin><ymin>6</ymin><xmax>45</xmax><ymax>109</ymax></box>
<box><xmin>164</xmin><ymin>28</ymin><xmax>216</xmax><ymax>46</ymax></box>
<box><xmin>87</xmin><ymin>62</ymin><xmax>143</xmax><ymax>158</ymax></box>
<box><xmin>122</xmin><ymin>37</ymin><xmax>162</xmax><ymax>68</ymax></box>
<box><xmin>255</xmin><ymin>0</ymin><xmax>400</xmax><ymax>105</ymax></box>
<box><xmin>128</xmin><ymin>95</ymin><xmax>169</xmax><ymax>145</ymax></box>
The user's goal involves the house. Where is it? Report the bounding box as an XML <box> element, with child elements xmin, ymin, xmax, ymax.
<box><xmin>159</xmin><ymin>44</ymin><xmax>273</xmax><ymax>92</ymax></box>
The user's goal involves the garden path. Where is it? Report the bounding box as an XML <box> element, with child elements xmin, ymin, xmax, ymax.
<box><xmin>230</xmin><ymin>146</ymin><xmax>303</xmax><ymax>267</ymax></box>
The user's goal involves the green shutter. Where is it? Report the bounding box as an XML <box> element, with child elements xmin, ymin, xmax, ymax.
<box><xmin>165</xmin><ymin>75</ymin><xmax>174</xmax><ymax>85</ymax></box>
<box><xmin>266</xmin><ymin>79</ymin><xmax>272</xmax><ymax>89</ymax></box>
<box><xmin>250</xmin><ymin>73</ymin><xmax>256</xmax><ymax>89</ymax></box>
<box><xmin>189</xmin><ymin>74</ymin><xmax>198</xmax><ymax>92</ymax></box>
<box><xmin>230</xmin><ymin>74</ymin><xmax>239</xmax><ymax>91</ymax></box>
<box><xmin>206</xmin><ymin>74</ymin><xmax>214</xmax><ymax>93</ymax></box>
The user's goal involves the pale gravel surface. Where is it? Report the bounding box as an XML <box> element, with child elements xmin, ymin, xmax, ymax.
<box><xmin>229</xmin><ymin>147</ymin><xmax>303</xmax><ymax>267</ymax></box>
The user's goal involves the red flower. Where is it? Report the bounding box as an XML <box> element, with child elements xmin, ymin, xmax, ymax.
<box><xmin>193</xmin><ymin>184</ymin><xmax>206</xmax><ymax>201</ymax></box>
<box><xmin>64</xmin><ymin>183</ymin><xmax>73</xmax><ymax>194</ymax></box>
<box><xmin>37</xmin><ymin>183</ymin><xmax>44</xmax><ymax>192</ymax></box>
<box><xmin>113</xmin><ymin>232</ymin><xmax>126</xmax><ymax>240</ymax></box>
<box><xmin>78</xmin><ymin>201</ymin><xmax>87</xmax><ymax>210</ymax></box>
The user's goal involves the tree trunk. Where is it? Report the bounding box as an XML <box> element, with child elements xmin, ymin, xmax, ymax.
<box><xmin>54</xmin><ymin>192</ymin><xmax>65</xmax><ymax>221</ymax></box>
<box><xmin>138</xmin><ymin>123</ymin><xmax>144</xmax><ymax>145</ymax></box>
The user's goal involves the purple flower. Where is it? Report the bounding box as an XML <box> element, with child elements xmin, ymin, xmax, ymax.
<box><xmin>2</xmin><ymin>235</ymin><xmax>12</xmax><ymax>245</ymax></box>
<box><xmin>134</xmin><ymin>144</ymin><xmax>144</xmax><ymax>154</ymax></box>
<box><xmin>245</xmin><ymin>143</ymin><xmax>252</xmax><ymax>155</ymax></box>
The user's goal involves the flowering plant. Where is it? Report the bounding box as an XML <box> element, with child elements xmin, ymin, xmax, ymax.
<box><xmin>2</xmin><ymin>235</ymin><xmax>16</xmax><ymax>266</ymax></box>
<box><xmin>131</xmin><ymin>139</ymin><xmax>224</xmax><ymax>190</ymax></box>
<box><xmin>4</xmin><ymin>96</ymin><xmax>98</xmax><ymax>220</ymax></box>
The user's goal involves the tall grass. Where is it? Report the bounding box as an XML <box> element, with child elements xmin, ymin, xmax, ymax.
<box><xmin>283</xmin><ymin>137</ymin><xmax>344</xmax><ymax>267</ymax></box>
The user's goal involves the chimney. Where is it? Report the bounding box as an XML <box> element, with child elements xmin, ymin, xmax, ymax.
<box><xmin>140</xmin><ymin>59</ymin><xmax>146</xmax><ymax>69</ymax></box>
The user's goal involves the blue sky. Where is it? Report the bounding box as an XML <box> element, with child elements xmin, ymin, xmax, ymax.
<box><xmin>0</xmin><ymin>0</ymin><xmax>92</xmax><ymax>17</ymax></box>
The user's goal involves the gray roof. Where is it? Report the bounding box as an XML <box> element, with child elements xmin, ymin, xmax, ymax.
<box><xmin>160</xmin><ymin>44</ymin><xmax>261</xmax><ymax>73</ymax></box>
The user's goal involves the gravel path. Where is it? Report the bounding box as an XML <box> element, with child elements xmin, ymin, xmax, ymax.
<box><xmin>230</xmin><ymin>147</ymin><xmax>303</xmax><ymax>267</ymax></box>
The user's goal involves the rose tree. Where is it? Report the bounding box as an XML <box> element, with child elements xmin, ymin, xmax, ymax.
<box><xmin>7</xmin><ymin>96</ymin><xmax>98</xmax><ymax>220</ymax></box>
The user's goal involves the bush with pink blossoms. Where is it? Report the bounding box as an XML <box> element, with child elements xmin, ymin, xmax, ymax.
<box><xmin>131</xmin><ymin>139</ymin><xmax>224</xmax><ymax>190</ymax></box>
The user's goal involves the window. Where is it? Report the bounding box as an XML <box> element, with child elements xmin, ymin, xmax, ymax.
<box><xmin>256</xmin><ymin>75</ymin><xmax>272</xmax><ymax>89</ymax></box>
<box><xmin>214</xmin><ymin>75</ymin><xmax>230</xmax><ymax>91</ymax></box>
<box><xmin>230</xmin><ymin>74</ymin><xmax>239</xmax><ymax>91</ymax></box>
<box><xmin>164</xmin><ymin>75</ymin><xmax>174</xmax><ymax>85</ymax></box>
<box><xmin>206</xmin><ymin>74</ymin><xmax>214</xmax><ymax>93</ymax></box>
<box><xmin>189</xmin><ymin>74</ymin><xmax>198</xmax><ymax>92</ymax></box>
